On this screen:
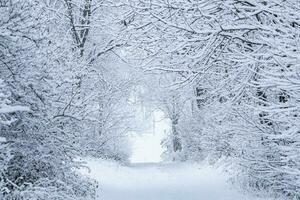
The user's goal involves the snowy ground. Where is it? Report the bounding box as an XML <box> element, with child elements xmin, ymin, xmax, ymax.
<box><xmin>83</xmin><ymin>159</ymin><xmax>276</xmax><ymax>200</ymax></box>
<box><xmin>81</xmin><ymin>111</ymin><xmax>277</xmax><ymax>200</ymax></box>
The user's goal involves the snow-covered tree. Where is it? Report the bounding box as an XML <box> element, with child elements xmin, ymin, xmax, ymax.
<box><xmin>0</xmin><ymin>0</ymin><xmax>134</xmax><ymax>199</ymax></box>
<box><xmin>123</xmin><ymin>0</ymin><xmax>300</xmax><ymax>198</ymax></box>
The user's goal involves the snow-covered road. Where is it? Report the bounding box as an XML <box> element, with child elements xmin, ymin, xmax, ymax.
<box><xmin>84</xmin><ymin>160</ymin><xmax>276</xmax><ymax>200</ymax></box>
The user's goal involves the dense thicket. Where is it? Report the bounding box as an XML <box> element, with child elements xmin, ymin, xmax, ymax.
<box><xmin>0</xmin><ymin>0</ymin><xmax>133</xmax><ymax>199</ymax></box>
<box><xmin>122</xmin><ymin>0</ymin><xmax>300</xmax><ymax>199</ymax></box>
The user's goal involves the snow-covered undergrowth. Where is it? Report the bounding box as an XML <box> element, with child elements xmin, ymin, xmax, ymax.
<box><xmin>81</xmin><ymin>159</ymin><xmax>281</xmax><ymax>200</ymax></box>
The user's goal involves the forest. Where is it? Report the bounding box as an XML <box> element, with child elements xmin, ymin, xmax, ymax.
<box><xmin>0</xmin><ymin>0</ymin><xmax>299</xmax><ymax>199</ymax></box>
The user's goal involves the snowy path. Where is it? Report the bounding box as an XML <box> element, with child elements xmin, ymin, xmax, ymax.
<box><xmin>84</xmin><ymin>160</ymin><xmax>275</xmax><ymax>200</ymax></box>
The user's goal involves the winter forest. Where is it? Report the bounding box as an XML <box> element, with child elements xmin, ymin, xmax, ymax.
<box><xmin>0</xmin><ymin>0</ymin><xmax>299</xmax><ymax>199</ymax></box>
